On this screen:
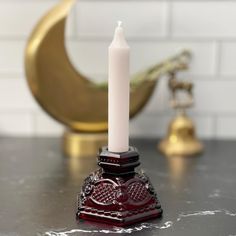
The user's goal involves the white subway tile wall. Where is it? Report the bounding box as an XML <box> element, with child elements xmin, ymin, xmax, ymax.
<box><xmin>75</xmin><ymin>1</ymin><xmax>168</xmax><ymax>39</ymax></box>
<box><xmin>0</xmin><ymin>0</ymin><xmax>235</xmax><ymax>139</ymax></box>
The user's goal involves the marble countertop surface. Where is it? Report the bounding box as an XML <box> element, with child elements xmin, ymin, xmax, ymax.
<box><xmin>0</xmin><ymin>138</ymin><xmax>235</xmax><ymax>236</ymax></box>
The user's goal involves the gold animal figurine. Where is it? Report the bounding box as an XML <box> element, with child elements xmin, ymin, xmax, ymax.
<box><xmin>25</xmin><ymin>0</ymin><xmax>192</xmax><ymax>157</ymax></box>
<box><xmin>169</xmin><ymin>74</ymin><xmax>193</xmax><ymax>98</ymax></box>
<box><xmin>158</xmin><ymin>73</ymin><xmax>203</xmax><ymax>157</ymax></box>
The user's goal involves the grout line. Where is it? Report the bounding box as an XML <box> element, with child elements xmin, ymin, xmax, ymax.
<box><xmin>1</xmin><ymin>73</ymin><xmax>236</xmax><ymax>81</ymax></box>
<box><xmin>170</xmin><ymin>0</ymin><xmax>236</xmax><ymax>1</ymax></box>
<box><xmin>1</xmin><ymin>109</ymin><xmax>236</xmax><ymax>118</ymax></box>
<box><xmin>0</xmin><ymin>73</ymin><xmax>24</xmax><ymax>79</ymax></box>
<box><xmin>0</xmin><ymin>0</ymin><xmax>234</xmax><ymax>1</ymax></box>
<box><xmin>212</xmin><ymin>114</ymin><xmax>218</xmax><ymax>138</ymax></box>
<box><xmin>30</xmin><ymin>112</ymin><xmax>37</xmax><ymax>137</ymax></box>
<box><xmin>0</xmin><ymin>108</ymin><xmax>41</xmax><ymax>113</ymax></box>
<box><xmin>0</xmin><ymin>36</ymin><xmax>28</xmax><ymax>41</ymax></box>
<box><xmin>1</xmin><ymin>36</ymin><xmax>236</xmax><ymax>43</ymax></box>
<box><xmin>1</xmin><ymin>35</ymin><xmax>236</xmax><ymax>43</ymax></box>
<box><xmin>60</xmin><ymin>73</ymin><xmax>236</xmax><ymax>81</ymax></box>
<box><xmin>68</xmin><ymin>37</ymin><xmax>236</xmax><ymax>43</ymax></box>
<box><xmin>213</xmin><ymin>40</ymin><xmax>221</xmax><ymax>78</ymax></box>
<box><xmin>165</xmin><ymin>0</ymin><xmax>172</xmax><ymax>38</ymax></box>
<box><xmin>67</xmin><ymin>6</ymin><xmax>77</xmax><ymax>41</ymax></box>
<box><xmin>144</xmin><ymin>110</ymin><xmax>236</xmax><ymax>117</ymax></box>
<box><xmin>0</xmin><ymin>0</ymin><xmax>57</xmax><ymax>1</ymax></box>
<box><xmin>73</xmin><ymin>1</ymin><xmax>79</xmax><ymax>41</ymax></box>
<box><xmin>1</xmin><ymin>74</ymin><xmax>236</xmax><ymax>82</ymax></box>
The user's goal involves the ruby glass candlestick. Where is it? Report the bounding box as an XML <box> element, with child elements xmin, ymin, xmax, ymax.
<box><xmin>77</xmin><ymin>146</ymin><xmax>163</xmax><ymax>226</ymax></box>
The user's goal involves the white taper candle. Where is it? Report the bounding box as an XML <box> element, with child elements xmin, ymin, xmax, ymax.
<box><xmin>108</xmin><ymin>21</ymin><xmax>130</xmax><ymax>153</ymax></box>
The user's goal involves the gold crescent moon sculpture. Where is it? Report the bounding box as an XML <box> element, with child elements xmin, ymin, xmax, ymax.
<box><xmin>25</xmin><ymin>0</ymin><xmax>191</xmax><ymax>133</ymax></box>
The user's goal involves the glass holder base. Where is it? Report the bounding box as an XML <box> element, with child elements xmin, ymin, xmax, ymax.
<box><xmin>77</xmin><ymin>146</ymin><xmax>163</xmax><ymax>226</ymax></box>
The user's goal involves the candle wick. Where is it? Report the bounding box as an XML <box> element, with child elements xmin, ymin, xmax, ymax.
<box><xmin>117</xmin><ymin>21</ymin><xmax>122</xmax><ymax>28</ymax></box>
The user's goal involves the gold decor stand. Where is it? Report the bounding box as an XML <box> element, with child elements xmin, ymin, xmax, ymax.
<box><xmin>158</xmin><ymin>73</ymin><xmax>203</xmax><ymax>157</ymax></box>
<box><xmin>63</xmin><ymin>131</ymin><xmax>107</xmax><ymax>158</ymax></box>
<box><xmin>24</xmin><ymin>0</ymin><xmax>192</xmax><ymax>158</ymax></box>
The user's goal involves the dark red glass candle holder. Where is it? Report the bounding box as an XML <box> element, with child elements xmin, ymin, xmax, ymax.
<box><xmin>77</xmin><ymin>146</ymin><xmax>163</xmax><ymax>226</ymax></box>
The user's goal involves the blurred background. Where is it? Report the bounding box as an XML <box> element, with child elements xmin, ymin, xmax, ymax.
<box><xmin>0</xmin><ymin>0</ymin><xmax>235</xmax><ymax>139</ymax></box>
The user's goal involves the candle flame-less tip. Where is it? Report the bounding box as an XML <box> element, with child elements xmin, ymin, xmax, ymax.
<box><xmin>117</xmin><ymin>21</ymin><xmax>122</xmax><ymax>28</ymax></box>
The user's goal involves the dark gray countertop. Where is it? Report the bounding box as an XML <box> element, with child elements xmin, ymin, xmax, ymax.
<box><xmin>0</xmin><ymin>138</ymin><xmax>236</xmax><ymax>236</ymax></box>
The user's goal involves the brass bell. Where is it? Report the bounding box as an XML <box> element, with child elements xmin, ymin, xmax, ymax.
<box><xmin>158</xmin><ymin>73</ymin><xmax>203</xmax><ymax>157</ymax></box>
